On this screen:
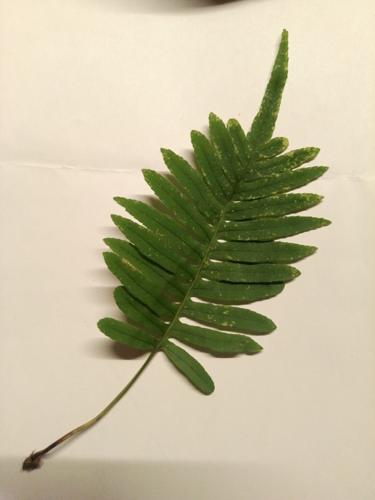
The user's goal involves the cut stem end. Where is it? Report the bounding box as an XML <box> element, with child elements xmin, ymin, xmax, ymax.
<box><xmin>22</xmin><ymin>452</ymin><xmax>44</xmax><ymax>471</ymax></box>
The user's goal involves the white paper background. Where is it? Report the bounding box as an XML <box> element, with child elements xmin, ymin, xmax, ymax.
<box><xmin>0</xmin><ymin>1</ymin><xmax>374</xmax><ymax>499</ymax></box>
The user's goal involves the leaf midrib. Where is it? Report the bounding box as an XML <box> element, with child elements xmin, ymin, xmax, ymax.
<box><xmin>155</xmin><ymin>192</ymin><xmax>235</xmax><ymax>350</ymax></box>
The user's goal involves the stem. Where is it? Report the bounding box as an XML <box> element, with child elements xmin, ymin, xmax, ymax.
<box><xmin>22</xmin><ymin>348</ymin><xmax>158</xmax><ymax>471</ymax></box>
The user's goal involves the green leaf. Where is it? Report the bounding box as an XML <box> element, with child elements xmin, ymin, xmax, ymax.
<box><xmin>143</xmin><ymin>169</ymin><xmax>211</xmax><ymax>241</ymax></box>
<box><xmin>236</xmin><ymin>166</ymin><xmax>328</xmax><ymax>201</ymax></box>
<box><xmin>209</xmin><ymin>113</ymin><xmax>240</xmax><ymax>182</ymax></box>
<box><xmin>257</xmin><ymin>137</ymin><xmax>289</xmax><ymax>159</ymax></box>
<box><xmin>219</xmin><ymin>216</ymin><xmax>331</xmax><ymax>241</ymax></box>
<box><xmin>172</xmin><ymin>323</ymin><xmax>262</xmax><ymax>355</ymax></box>
<box><xmin>248</xmin><ymin>29</ymin><xmax>288</xmax><ymax>149</ymax></box>
<box><xmin>104</xmin><ymin>238</ymin><xmax>186</xmax><ymax>298</ymax></box>
<box><xmin>98</xmin><ymin>31</ymin><xmax>330</xmax><ymax>399</ymax></box>
<box><xmin>104</xmin><ymin>238</ymin><xmax>169</xmax><ymax>279</ymax></box>
<box><xmin>112</xmin><ymin>214</ymin><xmax>196</xmax><ymax>264</ymax></box>
<box><xmin>226</xmin><ymin>118</ymin><xmax>250</xmax><ymax>174</ymax></box>
<box><xmin>191</xmin><ymin>130</ymin><xmax>231</xmax><ymax>200</ymax></box>
<box><xmin>114</xmin><ymin>287</ymin><xmax>167</xmax><ymax>336</ymax></box>
<box><xmin>256</xmin><ymin>147</ymin><xmax>320</xmax><ymax>175</ymax></box>
<box><xmin>193</xmin><ymin>280</ymin><xmax>284</xmax><ymax>304</ymax></box>
<box><xmin>110</xmin><ymin>216</ymin><xmax>193</xmax><ymax>279</ymax></box>
<box><xmin>114</xmin><ymin>197</ymin><xmax>203</xmax><ymax>256</ymax></box>
<box><xmin>161</xmin><ymin>148</ymin><xmax>221</xmax><ymax>218</ymax></box>
<box><xmin>163</xmin><ymin>342</ymin><xmax>215</xmax><ymax>395</ymax></box>
<box><xmin>202</xmin><ymin>261</ymin><xmax>300</xmax><ymax>283</ymax></box>
<box><xmin>182</xmin><ymin>300</ymin><xmax>275</xmax><ymax>334</ymax></box>
<box><xmin>227</xmin><ymin>193</ymin><xmax>323</xmax><ymax>220</ymax></box>
<box><xmin>103</xmin><ymin>252</ymin><xmax>176</xmax><ymax>319</ymax></box>
<box><xmin>98</xmin><ymin>318</ymin><xmax>158</xmax><ymax>351</ymax></box>
<box><xmin>21</xmin><ymin>31</ymin><xmax>333</xmax><ymax>472</ymax></box>
<box><xmin>210</xmin><ymin>241</ymin><xmax>317</xmax><ymax>263</ymax></box>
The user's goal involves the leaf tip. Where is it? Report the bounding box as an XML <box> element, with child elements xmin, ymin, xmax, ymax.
<box><xmin>320</xmin><ymin>218</ymin><xmax>332</xmax><ymax>227</ymax></box>
<box><xmin>227</xmin><ymin>118</ymin><xmax>238</xmax><ymax>128</ymax></box>
<box><xmin>309</xmin><ymin>147</ymin><xmax>320</xmax><ymax>159</ymax></box>
<box><xmin>114</xmin><ymin>196</ymin><xmax>129</xmax><ymax>208</ymax></box>
<box><xmin>258</xmin><ymin>316</ymin><xmax>277</xmax><ymax>335</ymax></box>
<box><xmin>280</xmin><ymin>29</ymin><xmax>289</xmax><ymax>51</ymax></box>
<box><xmin>142</xmin><ymin>168</ymin><xmax>154</xmax><ymax>181</ymax></box>
<box><xmin>191</xmin><ymin>129</ymin><xmax>205</xmax><ymax>144</ymax></box>
<box><xmin>246</xmin><ymin>341</ymin><xmax>263</xmax><ymax>355</ymax></box>
<box><xmin>160</xmin><ymin>147</ymin><xmax>170</xmax><ymax>159</ymax></box>
<box><xmin>203</xmin><ymin>381</ymin><xmax>215</xmax><ymax>396</ymax></box>
<box><xmin>268</xmin><ymin>320</ymin><xmax>277</xmax><ymax>333</ymax></box>
<box><xmin>291</xmin><ymin>267</ymin><xmax>301</xmax><ymax>279</ymax></box>
<box><xmin>111</xmin><ymin>213</ymin><xmax>123</xmax><ymax>226</ymax></box>
<box><xmin>278</xmin><ymin>30</ymin><xmax>289</xmax><ymax>66</ymax></box>
<box><xmin>307</xmin><ymin>245</ymin><xmax>318</xmax><ymax>255</ymax></box>
<box><xmin>208</xmin><ymin>112</ymin><xmax>220</xmax><ymax>123</ymax></box>
<box><xmin>97</xmin><ymin>317</ymin><xmax>108</xmax><ymax>332</ymax></box>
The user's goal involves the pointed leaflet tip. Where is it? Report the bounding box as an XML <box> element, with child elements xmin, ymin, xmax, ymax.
<box><xmin>111</xmin><ymin>213</ymin><xmax>121</xmax><ymax>226</ymax></box>
<box><xmin>160</xmin><ymin>147</ymin><xmax>171</xmax><ymax>159</ymax></box>
<box><xmin>307</xmin><ymin>245</ymin><xmax>318</xmax><ymax>255</ymax></box>
<box><xmin>292</xmin><ymin>267</ymin><xmax>301</xmax><ymax>278</ymax></box>
<box><xmin>309</xmin><ymin>147</ymin><xmax>320</xmax><ymax>160</ymax></box>
<box><xmin>142</xmin><ymin>168</ymin><xmax>152</xmax><ymax>178</ymax></box>
<box><xmin>248</xmin><ymin>30</ymin><xmax>289</xmax><ymax>150</ymax></box>
<box><xmin>268</xmin><ymin>319</ymin><xmax>277</xmax><ymax>333</ymax></box>
<box><xmin>209</xmin><ymin>112</ymin><xmax>220</xmax><ymax>123</ymax></box>
<box><xmin>160</xmin><ymin>148</ymin><xmax>183</xmax><ymax>171</ymax></box>
<box><xmin>245</xmin><ymin>341</ymin><xmax>263</xmax><ymax>355</ymax></box>
<box><xmin>114</xmin><ymin>196</ymin><xmax>129</xmax><ymax>209</ymax></box>
<box><xmin>190</xmin><ymin>130</ymin><xmax>200</xmax><ymax>142</ymax></box>
<box><xmin>319</xmin><ymin>218</ymin><xmax>331</xmax><ymax>227</ymax></box>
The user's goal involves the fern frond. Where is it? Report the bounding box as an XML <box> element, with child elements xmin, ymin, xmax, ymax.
<box><xmin>99</xmin><ymin>29</ymin><xmax>331</xmax><ymax>394</ymax></box>
<box><xmin>23</xmin><ymin>30</ymin><xmax>332</xmax><ymax>471</ymax></box>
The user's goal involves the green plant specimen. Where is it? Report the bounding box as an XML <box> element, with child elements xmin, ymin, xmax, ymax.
<box><xmin>23</xmin><ymin>30</ymin><xmax>330</xmax><ymax>470</ymax></box>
